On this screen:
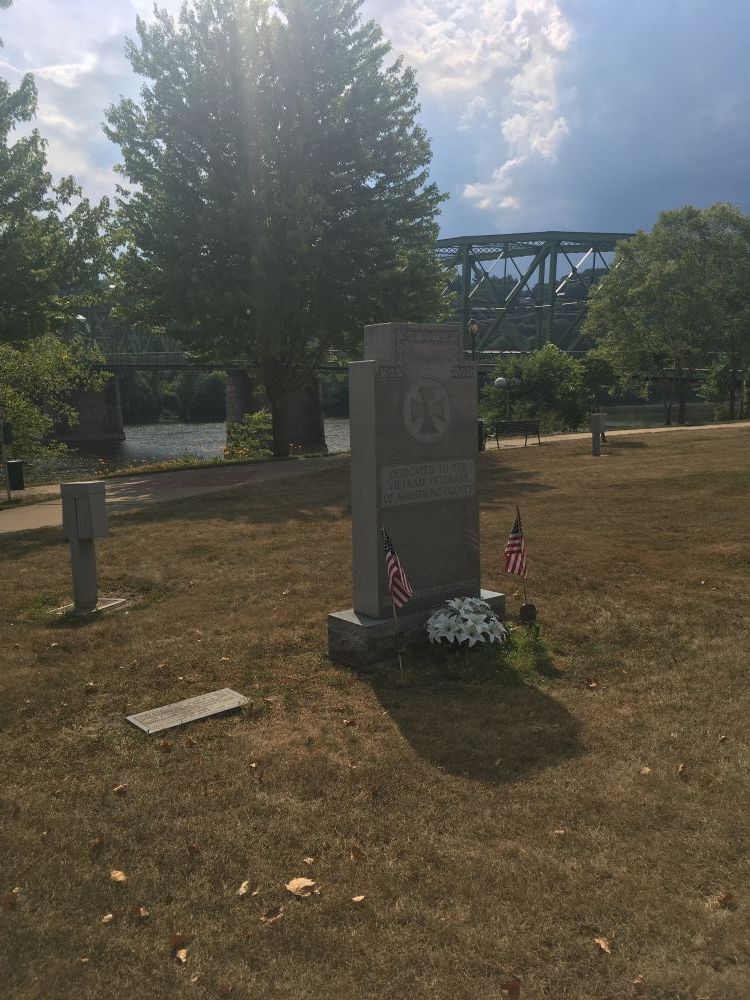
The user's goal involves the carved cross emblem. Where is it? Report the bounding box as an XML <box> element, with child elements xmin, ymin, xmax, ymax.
<box><xmin>403</xmin><ymin>379</ymin><xmax>452</xmax><ymax>444</ymax></box>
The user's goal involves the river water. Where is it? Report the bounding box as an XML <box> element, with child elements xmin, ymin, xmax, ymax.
<box><xmin>115</xmin><ymin>404</ymin><xmax>714</xmax><ymax>466</ymax></box>
<box><xmin>112</xmin><ymin>403</ymin><xmax>717</xmax><ymax>466</ymax></box>
<box><xmin>20</xmin><ymin>405</ymin><xmax>718</xmax><ymax>484</ymax></box>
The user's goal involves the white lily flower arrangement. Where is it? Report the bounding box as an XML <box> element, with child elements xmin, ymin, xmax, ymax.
<box><xmin>426</xmin><ymin>597</ymin><xmax>508</xmax><ymax>648</ymax></box>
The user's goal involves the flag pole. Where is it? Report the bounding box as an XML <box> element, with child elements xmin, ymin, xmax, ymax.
<box><xmin>391</xmin><ymin>598</ymin><xmax>404</xmax><ymax>681</ymax></box>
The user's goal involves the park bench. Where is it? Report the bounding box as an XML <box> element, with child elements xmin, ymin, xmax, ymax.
<box><xmin>490</xmin><ymin>418</ymin><xmax>541</xmax><ymax>448</ymax></box>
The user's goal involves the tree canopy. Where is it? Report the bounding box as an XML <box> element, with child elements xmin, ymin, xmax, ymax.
<box><xmin>0</xmin><ymin>65</ymin><xmax>111</xmax><ymax>345</ymax></box>
<box><xmin>583</xmin><ymin>203</ymin><xmax>750</xmax><ymax>422</ymax></box>
<box><xmin>105</xmin><ymin>0</ymin><xmax>448</xmax><ymax>452</ymax></box>
<box><xmin>481</xmin><ymin>343</ymin><xmax>614</xmax><ymax>433</ymax></box>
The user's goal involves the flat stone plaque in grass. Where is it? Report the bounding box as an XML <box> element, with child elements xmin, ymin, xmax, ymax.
<box><xmin>126</xmin><ymin>689</ymin><xmax>248</xmax><ymax>734</ymax></box>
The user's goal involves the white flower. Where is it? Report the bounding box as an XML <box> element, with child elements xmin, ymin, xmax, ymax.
<box><xmin>425</xmin><ymin>596</ymin><xmax>507</xmax><ymax>650</ymax></box>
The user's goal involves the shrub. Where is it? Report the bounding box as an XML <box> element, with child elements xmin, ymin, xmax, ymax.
<box><xmin>224</xmin><ymin>409</ymin><xmax>272</xmax><ymax>461</ymax></box>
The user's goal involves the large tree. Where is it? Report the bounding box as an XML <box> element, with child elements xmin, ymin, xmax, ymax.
<box><xmin>106</xmin><ymin>0</ymin><xmax>448</xmax><ymax>455</ymax></box>
<box><xmin>583</xmin><ymin>204</ymin><xmax>750</xmax><ymax>424</ymax></box>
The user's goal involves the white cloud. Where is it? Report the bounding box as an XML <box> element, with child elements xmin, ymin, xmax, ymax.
<box><xmin>370</xmin><ymin>0</ymin><xmax>573</xmax><ymax>214</ymax></box>
<box><xmin>33</xmin><ymin>52</ymin><xmax>99</xmax><ymax>88</ymax></box>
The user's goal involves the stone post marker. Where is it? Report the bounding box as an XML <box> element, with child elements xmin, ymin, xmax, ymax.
<box><xmin>328</xmin><ymin>323</ymin><xmax>504</xmax><ymax>667</ymax></box>
<box><xmin>589</xmin><ymin>412</ymin><xmax>606</xmax><ymax>456</ymax></box>
<box><xmin>59</xmin><ymin>482</ymin><xmax>124</xmax><ymax>615</ymax></box>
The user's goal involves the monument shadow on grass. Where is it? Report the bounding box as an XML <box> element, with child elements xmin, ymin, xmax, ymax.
<box><xmin>371</xmin><ymin>668</ymin><xmax>583</xmax><ymax>786</ymax></box>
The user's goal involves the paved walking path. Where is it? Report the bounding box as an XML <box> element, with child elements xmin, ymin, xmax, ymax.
<box><xmin>0</xmin><ymin>420</ymin><xmax>746</xmax><ymax>535</ymax></box>
<box><xmin>0</xmin><ymin>455</ymin><xmax>348</xmax><ymax>535</ymax></box>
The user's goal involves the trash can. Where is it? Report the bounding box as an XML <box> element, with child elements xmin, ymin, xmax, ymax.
<box><xmin>6</xmin><ymin>460</ymin><xmax>24</xmax><ymax>491</ymax></box>
<box><xmin>477</xmin><ymin>419</ymin><xmax>486</xmax><ymax>452</ymax></box>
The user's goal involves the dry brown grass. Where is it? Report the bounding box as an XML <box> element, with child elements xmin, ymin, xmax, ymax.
<box><xmin>1</xmin><ymin>427</ymin><xmax>749</xmax><ymax>1000</ymax></box>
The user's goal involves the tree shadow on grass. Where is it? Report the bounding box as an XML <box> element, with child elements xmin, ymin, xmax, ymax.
<box><xmin>369</xmin><ymin>652</ymin><xmax>584</xmax><ymax>786</ymax></box>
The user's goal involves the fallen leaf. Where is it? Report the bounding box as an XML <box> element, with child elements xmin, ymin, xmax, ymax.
<box><xmin>260</xmin><ymin>906</ymin><xmax>284</xmax><ymax>923</ymax></box>
<box><xmin>175</xmin><ymin>948</ymin><xmax>188</xmax><ymax>965</ymax></box>
<box><xmin>350</xmin><ymin>845</ymin><xmax>365</xmax><ymax>863</ymax></box>
<box><xmin>101</xmin><ymin>912</ymin><xmax>115</xmax><ymax>925</ymax></box>
<box><xmin>110</xmin><ymin>870</ymin><xmax>127</xmax><ymax>884</ymax></box>
<box><xmin>351</xmin><ymin>895</ymin><xmax>366</xmax><ymax>904</ymax></box>
<box><xmin>169</xmin><ymin>933</ymin><xmax>192</xmax><ymax>950</ymax></box>
<box><xmin>639</xmin><ymin>766</ymin><xmax>652</xmax><ymax>775</ymax></box>
<box><xmin>133</xmin><ymin>905</ymin><xmax>150</xmax><ymax>921</ymax></box>
<box><xmin>585</xmin><ymin>678</ymin><xmax>598</xmax><ymax>689</ymax></box>
<box><xmin>303</xmin><ymin>857</ymin><xmax>315</xmax><ymax>865</ymax></box>
<box><xmin>85</xmin><ymin>682</ymin><xmax>98</xmax><ymax>694</ymax></box>
<box><xmin>285</xmin><ymin>877</ymin><xmax>319</xmax><ymax>897</ymax></box>
<box><xmin>594</xmin><ymin>936</ymin><xmax>611</xmax><ymax>954</ymax></box>
<box><xmin>220</xmin><ymin>656</ymin><xmax>230</xmax><ymax>662</ymax></box>
<box><xmin>553</xmin><ymin>828</ymin><xmax>567</xmax><ymax>836</ymax></box>
<box><xmin>112</xmin><ymin>783</ymin><xmax>128</xmax><ymax>796</ymax></box>
<box><xmin>632</xmin><ymin>975</ymin><xmax>647</xmax><ymax>996</ymax></box>
<box><xmin>89</xmin><ymin>836</ymin><xmax>105</xmax><ymax>852</ymax></box>
<box><xmin>190</xmin><ymin>975</ymin><xmax>200</xmax><ymax>984</ymax></box>
<box><xmin>3</xmin><ymin>887</ymin><xmax>20</xmax><ymax>910</ymax></box>
<box><xmin>719</xmin><ymin>734</ymin><xmax>728</xmax><ymax>743</ymax></box>
<box><xmin>500</xmin><ymin>975</ymin><xmax>522</xmax><ymax>998</ymax></box>
<box><xmin>677</xmin><ymin>763</ymin><xmax>686</xmax><ymax>775</ymax></box>
<box><xmin>343</xmin><ymin>718</ymin><xmax>355</xmax><ymax>726</ymax></box>
<box><xmin>79</xmin><ymin>957</ymin><xmax>90</xmax><ymax>965</ymax></box>
<box><xmin>187</xmin><ymin>844</ymin><xmax>200</xmax><ymax>856</ymax></box>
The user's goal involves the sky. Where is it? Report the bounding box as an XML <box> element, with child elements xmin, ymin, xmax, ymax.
<box><xmin>1</xmin><ymin>0</ymin><xmax>750</xmax><ymax>239</ymax></box>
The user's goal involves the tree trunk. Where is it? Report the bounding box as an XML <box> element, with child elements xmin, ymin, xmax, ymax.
<box><xmin>269</xmin><ymin>397</ymin><xmax>289</xmax><ymax>458</ymax></box>
<box><xmin>677</xmin><ymin>379</ymin><xmax>688</xmax><ymax>425</ymax></box>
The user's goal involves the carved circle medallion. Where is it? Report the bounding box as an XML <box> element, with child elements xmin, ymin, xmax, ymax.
<box><xmin>402</xmin><ymin>378</ymin><xmax>453</xmax><ymax>444</ymax></box>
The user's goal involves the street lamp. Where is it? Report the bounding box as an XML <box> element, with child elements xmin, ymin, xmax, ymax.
<box><xmin>467</xmin><ymin>318</ymin><xmax>480</xmax><ymax>360</ymax></box>
<box><xmin>493</xmin><ymin>376</ymin><xmax>519</xmax><ymax>419</ymax></box>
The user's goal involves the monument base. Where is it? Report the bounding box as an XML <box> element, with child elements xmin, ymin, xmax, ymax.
<box><xmin>54</xmin><ymin>596</ymin><xmax>127</xmax><ymax>617</ymax></box>
<box><xmin>327</xmin><ymin>590</ymin><xmax>505</xmax><ymax>669</ymax></box>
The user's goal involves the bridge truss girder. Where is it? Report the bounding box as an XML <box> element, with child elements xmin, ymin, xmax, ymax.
<box><xmin>435</xmin><ymin>230</ymin><xmax>633</xmax><ymax>354</ymax></box>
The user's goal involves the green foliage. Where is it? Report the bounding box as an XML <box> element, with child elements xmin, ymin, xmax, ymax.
<box><xmin>118</xmin><ymin>369</ymin><xmax>227</xmax><ymax>424</ymax></box>
<box><xmin>224</xmin><ymin>409</ymin><xmax>273</xmax><ymax>461</ymax></box>
<box><xmin>481</xmin><ymin>344</ymin><xmax>592</xmax><ymax>433</ymax></box>
<box><xmin>584</xmin><ymin>203</ymin><xmax>750</xmax><ymax>422</ymax></box>
<box><xmin>105</xmin><ymin>0</ymin><xmax>448</xmax><ymax>454</ymax></box>
<box><xmin>320</xmin><ymin>372</ymin><xmax>349</xmax><ymax>416</ymax></box>
<box><xmin>0</xmin><ymin>63</ymin><xmax>111</xmax><ymax>346</ymax></box>
<box><xmin>698</xmin><ymin>354</ymin><xmax>738</xmax><ymax>421</ymax></box>
<box><xmin>0</xmin><ymin>336</ymin><xmax>107</xmax><ymax>459</ymax></box>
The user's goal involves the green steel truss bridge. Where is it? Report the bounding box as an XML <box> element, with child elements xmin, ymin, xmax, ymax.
<box><xmin>91</xmin><ymin>230</ymin><xmax>634</xmax><ymax>368</ymax></box>
<box><xmin>436</xmin><ymin>230</ymin><xmax>633</xmax><ymax>354</ymax></box>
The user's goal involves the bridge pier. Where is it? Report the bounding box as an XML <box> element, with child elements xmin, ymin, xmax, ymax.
<box><xmin>56</xmin><ymin>375</ymin><xmax>125</xmax><ymax>448</ymax></box>
<box><xmin>226</xmin><ymin>371</ymin><xmax>327</xmax><ymax>454</ymax></box>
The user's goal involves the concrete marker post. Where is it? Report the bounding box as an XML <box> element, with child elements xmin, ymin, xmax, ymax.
<box><xmin>589</xmin><ymin>412</ymin><xmax>606</xmax><ymax>457</ymax></box>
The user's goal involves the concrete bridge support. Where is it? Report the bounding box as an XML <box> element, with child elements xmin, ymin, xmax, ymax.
<box><xmin>56</xmin><ymin>375</ymin><xmax>125</xmax><ymax>447</ymax></box>
<box><xmin>226</xmin><ymin>370</ymin><xmax>327</xmax><ymax>454</ymax></box>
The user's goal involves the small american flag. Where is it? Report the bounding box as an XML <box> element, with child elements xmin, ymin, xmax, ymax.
<box><xmin>504</xmin><ymin>507</ymin><xmax>527</xmax><ymax>578</ymax></box>
<box><xmin>382</xmin><ymin>529</ymin><xmax>413</xmax><ymax>609</ymax></box>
